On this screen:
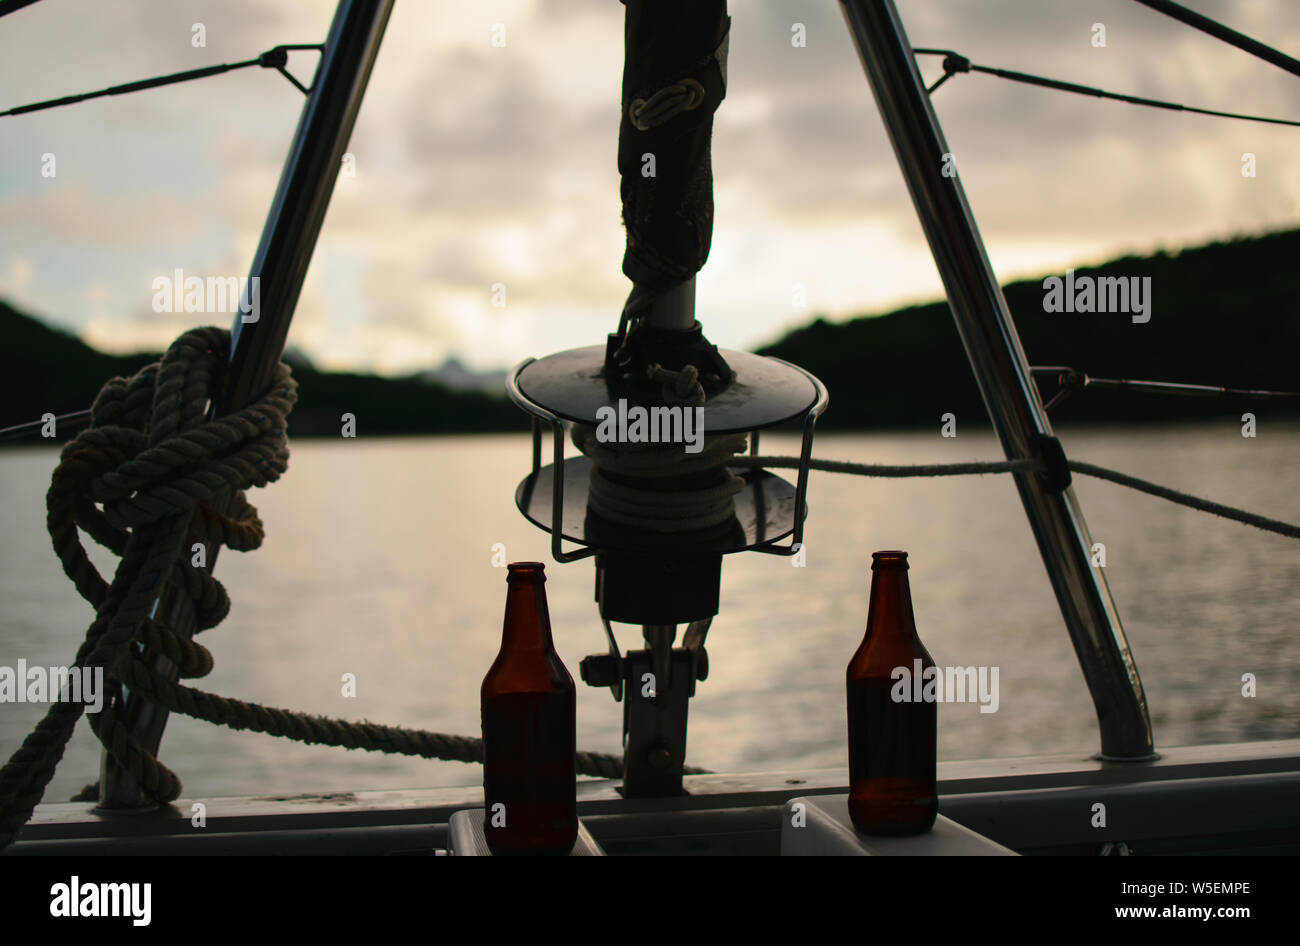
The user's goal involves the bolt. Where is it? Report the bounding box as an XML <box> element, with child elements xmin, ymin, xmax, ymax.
<box><xmin>580</xmin><ymin>654</ymin><xmax>619</xmax><ymax>688</ymax></box>
<box><xmin>647</xmin><ymin>746</ymin><xmax>672</xmax><ymax>769</ymax></box>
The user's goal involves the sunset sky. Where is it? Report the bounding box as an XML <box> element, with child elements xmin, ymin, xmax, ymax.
<box><xmin>2</xmin><ymin>0</ymin><xmax>1298</xmax><ymax>375</ymax></box>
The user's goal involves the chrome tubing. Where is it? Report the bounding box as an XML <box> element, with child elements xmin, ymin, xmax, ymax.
<box><xmin>99</xmin><ymin>0</ymin><xmax>397</xmax><ymax>807</ymax></box>
<box><xmin>838</xmin><ymin>0</ymin><xmax>1154</xmax><ymax>760</ymax></box>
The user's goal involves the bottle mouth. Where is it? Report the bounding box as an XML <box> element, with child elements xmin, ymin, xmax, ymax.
<box><xmin>506</xmin><ymin>561</ymin><xmax>547</xmax><ymax>583</ymax></box>
<box><xmin>871</xmin><ymin>550</ymin><xmax>909</xmax><ymax>569</ymax></box>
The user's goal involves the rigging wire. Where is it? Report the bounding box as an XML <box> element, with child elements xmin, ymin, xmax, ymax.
<box><xmin>1131</xmin><ymin>0</ymin><xmax>1300</xmax><ymax>80</ymax></box>
<box><xmin>1031</xmin><ymin>367</ymin><xmax>1300</xmax><ymax>413</ymax></box>
<box><xmin>0</xmin><ymin>408</ymin><xmax>91</xmax><ymax>443</ymax></box>
<box><xmin>730</xmin><ymin>453</ymin><xmax>1300</xmax><ymax>541</ymax></box>
<box><xmin>914</xmin><ymin>49</ymin><xmax>1300</xmax><ymax>128</ymax></box>
<box><xmin>0</xmin><ymin>44</ymin><xmax>323</xmax><ymax>118</ymax></box>
<box><xmin>4</xmin><ymin>370</ymin><xmax>1296</xmax><ymax>444</ymax></box>
<box><xmin>0</xmin><ymin>0</ymin><xmax>40</xmax><ymax>20</ymax></box>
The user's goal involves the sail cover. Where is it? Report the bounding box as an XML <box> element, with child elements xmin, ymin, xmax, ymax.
<box><xmin>618</xmin><ymin>0</ymin><xmax>730</xmax><ymax>294</ymax></box>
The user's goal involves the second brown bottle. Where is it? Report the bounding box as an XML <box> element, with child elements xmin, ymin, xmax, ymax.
<box><xmin>846</xmin><ymin>550</ymin><xmax>938</xmax><ymax>835</ymax></box>
<box><xmin>481</xmin><ymin>561</ymin><xmax>578</xmax><ymax>855</ymax></box>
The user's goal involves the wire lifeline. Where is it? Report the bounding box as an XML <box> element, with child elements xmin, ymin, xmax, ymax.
<box><xmin>0</xmin><ymin>0</ymin><xmax>41</xmax><ymax>20</ymax></box>
<box><xmin>0</xmin><ymin>44</ymin><xmax>323</xmax><ymax>118</ymax></box>
<box><xmin>7</xmin><ymin>368</ymin><xmax>1294</xmax><ymax>443</ymax></box>
<box><xmin>730</xmin><ymin>455</ymin><xmax>1300</xmax><ymax>541</ymax></box>
<box><xmin>1130</xmin><ymin>0</ymin><xmax>1300</xmax><ymax>81</ymax></box>
<box><xmin>913</xmin><ymin>49</ymin><xmax>1300</xmax><ymax>128</ymax></box>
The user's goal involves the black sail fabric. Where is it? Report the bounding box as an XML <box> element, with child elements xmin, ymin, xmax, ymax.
<box><xmin>618</xmin><ymin>0</ymin><xmax>730</xmax><ymax>293</ymax></box>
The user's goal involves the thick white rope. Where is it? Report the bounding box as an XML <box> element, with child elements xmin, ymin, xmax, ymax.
<box><xmin>573</xmin><ymin>363</ymin><xmax>747</xmax><ymax>533</ymax></box>
<box><xmin>571</xmin><ymin>424</ymin><xmax>747</xmax><ymax>533</ymax></box>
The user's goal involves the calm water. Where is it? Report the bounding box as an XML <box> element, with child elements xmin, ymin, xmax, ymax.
<box><xmin>1</xmin><ymin>424</ymin><xmax>1297</xmax><ymax>802</ymax></box>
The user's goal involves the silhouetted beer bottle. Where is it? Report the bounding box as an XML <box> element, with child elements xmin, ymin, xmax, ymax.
<box><xmin>481</xmin><ymin>562</ymin><xmax>578</xmax><ymax>855</ymax></box>
<box><xmin>846</xmin><ymin>550</ymin><xmax>938</xmax><ymax>835</ymax></box>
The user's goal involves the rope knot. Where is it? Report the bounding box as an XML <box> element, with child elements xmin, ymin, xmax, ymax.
<box><xmin>0</xmin><ymin>327</ymin><xmax>297</xmax><ymax>838</ymax></box>
<box><xmin>647</xmin><ymin>362</ymin><xmax>706</xmax><ymax>407</ymax></box>
<box><xmin>629</xmin><ymin>78</ymin><xmax>705</xmax><ymax>131</ymax></box>
<box><xmin>0</xmin><ymin>327</ymin><xmax>696</xmax><ymax>850</ymax></box>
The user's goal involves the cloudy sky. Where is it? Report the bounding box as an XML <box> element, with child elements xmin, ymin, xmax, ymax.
<box><xmin>2</xmin><ymin>0</ymin><xmax>1299</xmax><ymax>376</ymax></box>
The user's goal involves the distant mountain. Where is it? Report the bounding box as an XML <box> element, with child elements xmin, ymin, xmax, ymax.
<box><xmin>0</xmin><ymin>302</ymin><xmax>523</xmax><ymax>440</ymax></box>
<box><xmin>418</xmin><ymin>357</ymin><xmax>508</xmax><ymax>394</ymax></box>
<box><xmin>2</xmin><ymin>227</ymin><xmax>1297</xmax><ymax>441</ymax></box>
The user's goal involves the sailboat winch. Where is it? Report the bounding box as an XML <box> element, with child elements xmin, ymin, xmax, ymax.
<box><xmin>507</xmin><ymin>0</ymin><xmax>827</xmax><ymax>798</ymax></box>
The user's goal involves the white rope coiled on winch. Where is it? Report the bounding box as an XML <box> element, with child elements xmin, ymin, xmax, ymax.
<box><xmin>573</xmin><ymin>363</ymin><xmax>748</xmax><ymax>534</ymax></box>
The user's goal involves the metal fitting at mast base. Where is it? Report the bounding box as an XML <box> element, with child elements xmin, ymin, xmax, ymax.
<box><xmin>595</xmin><ymin>550</ymin><xmax>723</xmax><ymax>627</ymax></box>
<box><xmin>581</xmin><ymin>625</ymin><xmax>709</xmax><ymax>798</ymax></box>
<box><xmin>644</xmin><ymin>276</ymin><xmax>696</xmax><ymax>331</ymax></box>
<box><xmin>604</xmin><ymin>279</ymin><xmax>734</xmax><ymax>404</ymax></box>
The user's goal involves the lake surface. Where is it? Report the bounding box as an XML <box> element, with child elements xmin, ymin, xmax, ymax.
<box><xmin>1</xmin><ymin>424</ymin><xmax>1297</xmax><ymax>802</ymax></box>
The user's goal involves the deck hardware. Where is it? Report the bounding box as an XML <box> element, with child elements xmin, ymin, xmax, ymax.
<box><xmin>1030</xmin><ymin>434</ymin><xmax>1072</xmax><ymax>493</ymax></box>
<box><xmin>505</xmin><ymin>0</ymin><xmax>833</xmax><ymax>798</ymax></box>
<box><xmin>508</xmin><ymin>349</ymin><xmax>826</xmax><ymax>796</ymax></box>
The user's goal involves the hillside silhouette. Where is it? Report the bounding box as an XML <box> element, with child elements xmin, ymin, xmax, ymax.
<box><xmin>759</xmin><ymin>228</ymin><xmax>1299</xmax><ymax>429</ymax></box>
<box><xmin>0</xmin><ymin>303</ymin><xmax>520</xmax><ymax>439</ymax></box>
<box><xmin>3</xmin><ymin>227</ymin><xmax>1297</xmax><ymax>440</ymax></box>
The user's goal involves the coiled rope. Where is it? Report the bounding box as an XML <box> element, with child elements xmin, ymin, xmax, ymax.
<box><xmin>572</xmin><ymin>362</ymin><xmax>748</xmax><ymax>533</ymax></box>
<box><xmin>0</xmin><ymin>327</ymin><xmax>638</xmax><ymax>850</ymax></box>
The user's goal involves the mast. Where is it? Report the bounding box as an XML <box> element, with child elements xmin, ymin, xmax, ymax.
<box><xmin>509</xmin><ymin>0</ymin><xmax>829</xmax><ymax>798</ymax></box>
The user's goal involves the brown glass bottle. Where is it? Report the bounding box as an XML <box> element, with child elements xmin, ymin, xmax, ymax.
<box><xmin>846</xmin><ymin>550</ymin><xmax>938</xmax><ymax>835</ymax></box>
<box><xmin>481</xmin><ymin>562</ymin><xmax>578</xmax><ymax>855</ymax></box>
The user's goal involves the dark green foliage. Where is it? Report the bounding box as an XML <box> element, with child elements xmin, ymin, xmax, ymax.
<box><xmin>0</xmin><ymin>302</ymin><xmax>524</xmax><ymax>441</ymax></box>
<box><xmin>3</xmin><ymin>228</ymin><xmax>1297</xmax><ymax>440</ymax></box>
<box><xmin>283</xmin><ymin>366</ymin><xmax>523</xmax><ymax>437</ymax></box>
<box><xmin>0</xmin><ymin>299</ymin><xmax>156</xmax><ymax>422</ymax></box>
<box><xmin>759</xmin><ymin>229</ymin><xmax>1300</xmax><ymax>429</ymax></box>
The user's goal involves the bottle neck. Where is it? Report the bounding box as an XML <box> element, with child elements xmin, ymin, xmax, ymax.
<box><xmin>501</xmin><ymin>579</ymin><xmax>554</xmax><ymax>652</ymax></box>
<box><xmin>865</xmin><ymin>563</ymin><xmax>917</xmax><ymax>640</ymax></box>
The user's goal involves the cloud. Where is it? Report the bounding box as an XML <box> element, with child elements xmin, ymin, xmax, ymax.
<box><xmin>2</xmin><ymin>181</ymin><xmax>210</xmax><ymax>246</ymax></box>
<box><xmin>1</xmin><ymin>255</ymin><xmax>33</xmax><ymax>292</ymax></box>
<box><xmin>4</xmin><ymin>0</ymin><xmax>1300</xmax><ymax>372</ymax></box>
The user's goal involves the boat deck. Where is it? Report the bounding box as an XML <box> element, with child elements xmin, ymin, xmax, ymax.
<box><xmin>12</xmin><ymin>739</ymin><xmax>1300</xmax><ymax>856</ymax></box>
